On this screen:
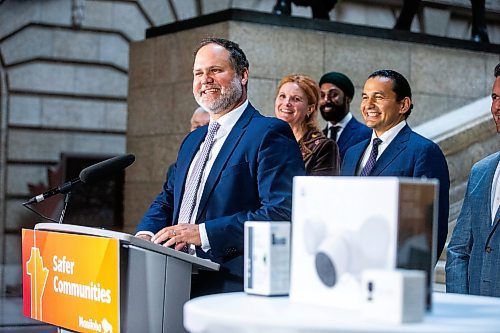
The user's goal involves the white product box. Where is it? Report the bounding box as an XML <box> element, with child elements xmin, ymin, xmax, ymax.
<box><xmin>361</xmin><ymin>269</ymin><xmax>426</xmax><ymax>324</ymax></box>
<box><xmin>244</xmin><ymin>221</ymin><xmax>291</xmax><ymax>296</ymax></box>
<box><xmin>290</xmin><ymin>177</ymin><xmax>437</xmax><ymax>309</ymax></box>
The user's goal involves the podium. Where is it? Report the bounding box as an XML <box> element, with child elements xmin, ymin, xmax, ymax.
<box><xmin>22</xmin><ymin>223</ymin><xmax>219</xmax><ymax>333</ymax></box>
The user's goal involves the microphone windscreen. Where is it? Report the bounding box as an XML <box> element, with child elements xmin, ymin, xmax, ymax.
<box><xmin>79</xmin><ymin>154</ymin><xmax>135</xmax><ymax>184</ymax></box>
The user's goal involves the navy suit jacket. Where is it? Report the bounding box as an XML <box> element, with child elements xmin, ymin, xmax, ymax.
<box><xmin>137</xmin><ymin>103</ymin><xmax>305</xmax><ymax>294</ymax></box>
<box><xmin>446</xmin><ymin>152</ymin><xmax>500</xmax><ymax>297</ymax></box>
<box><xmin>323</xmin><ymin>116</ymin><xmax>371</xmax><ymax>164</ymax></box>
<box><xmin>341</xmin><ymin>124</ymin><xmax>450</xmax><ymax>260</ymax></box>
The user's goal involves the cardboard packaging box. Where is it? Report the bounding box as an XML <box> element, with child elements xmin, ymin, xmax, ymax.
<box><xmin>361</xmin><ymin>269</ymin><xmax>426</xmax><ymax>324</ymax></box>
<box><xmin>290</xmin><ymin>177</ymin><xmax>437</xmax><ymax>309</ymax></box>
<box><xmin>244</xmin><ymin>221</ymin><xmax>291</xmax><ymax>296</ymax></box>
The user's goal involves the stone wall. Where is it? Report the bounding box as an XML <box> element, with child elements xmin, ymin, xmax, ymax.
<box><xmin>125</xmin><ymin>17</ymin><xmax>499</xmax><ymax>237</ymax></box>
<box><xmin>0</xmin><ymin>0</ymin><xmax>173</xmax><ymax>295</ymax></box>
<box><xmin>0</xmin><ymin>52</ymin><xmax>7</xmax><ymax>297</ymax></box>
<box><xmin>0</xmin><ymin>0</ymin><xmax>498</xmax><ymax>297</ymax></box>
<box><xmin>154</xmin><ymin>0</ymin><xmax>500</xmax><ymax>43</ymax></box>
<box><xmin>171</xmin><ymin>0</ymin><xmax>500</xmax><ymax>44</ymax></box>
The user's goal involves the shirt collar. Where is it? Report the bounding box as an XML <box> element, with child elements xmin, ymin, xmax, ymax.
<box><xmin>371</xmin><ymin>120</ymin><xmax>407</xmax><ymax>145</ymax></box>
<box><xmin>328</xmin><ymin>112</ymin><xmax>352</xmax><ymax>129</ymax></box>
<box><xmin>209</xmin><ymin>99</ymin><xmax>248</xmax><ymax>137</ymax></box>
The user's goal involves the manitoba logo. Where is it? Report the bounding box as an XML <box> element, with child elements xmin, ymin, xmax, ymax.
<box><xmin>78</xmin><ymin>317</ymin><xmax>113</xmax><ymax>332</ymax></box>
<box><xmin>26</xmin><ymin>247</ymin><xmax>49</xmax><ymax>320</ymax></box>
<box><xmin>102</xmin><ymin>318</ymin><xmax>113</xmax><ymax>333</ymax></box>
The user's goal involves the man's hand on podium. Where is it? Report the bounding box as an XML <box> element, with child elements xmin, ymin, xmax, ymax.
<box><xmin>135</xmin><ymin>234</ymin><xmax>152</xmax><ymax>241</ymax></box>
<box><xmin>151</xmin><ymin>224</ymin><xmax>202</xmax><ymax>252</ymax></box>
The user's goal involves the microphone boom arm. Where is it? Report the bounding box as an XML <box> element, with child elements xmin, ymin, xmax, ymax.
<box><xmin>24</xmin><ymin>178</ymin><xmax>81</xmax><ymax>205</ymax></box>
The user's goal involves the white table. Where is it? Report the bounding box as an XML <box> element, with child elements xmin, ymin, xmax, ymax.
<box><xmin>184</xmin><ymin>292</ymin><xmax>500</xmax><ymax>333</ymax></box>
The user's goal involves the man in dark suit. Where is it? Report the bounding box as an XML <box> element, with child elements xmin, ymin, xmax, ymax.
<box><xmin>319</xmin><ymin>72</ymin><xmax>371</xmax><ymax>165</ymax></box>
<box><xmin>190</xmin><ymin>106</ymin><xmax>210</xmax><ymax>132</ymax></box>
<box><xmin>341</xmin><ymin>70</ymin><xmax>450</xmax><ymax>260</ymax></box>
<box><xmin>166</xmin><ymin>107</ymin><xmax>210</xmax><ymax>182</ymax></box>
<box><xmin>446</xmin><ymin>63</ymin><xmax>500</xmax><ymax>297</ymax></box>
<box><xmin>136</xmin><ymin>38</ymin><xmax>305</xmax><ymax>296</ymax></box>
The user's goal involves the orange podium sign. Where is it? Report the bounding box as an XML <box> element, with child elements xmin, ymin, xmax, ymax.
<box><xmin>22</xmin><ymin>229</ymin><xmax>120</xmax><ymax>333</ymax></box>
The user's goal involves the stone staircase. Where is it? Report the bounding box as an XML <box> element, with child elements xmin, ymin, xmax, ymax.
<box><xmin>415</xmin><ymin>96</ymin><xmax>498</xmax><ymax>290</ymax></box>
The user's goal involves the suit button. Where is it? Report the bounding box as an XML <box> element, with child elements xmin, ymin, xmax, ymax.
<box><xmin>486</xmin><ymin>246</ymin><xmax>492</xmax><ymax>253</ymax></box>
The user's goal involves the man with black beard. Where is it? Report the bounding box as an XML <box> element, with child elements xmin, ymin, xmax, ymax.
<box><xmin>319</xmin><ymin>71</ymin><xmax>371</xmax><ymax>164</ymax></box>
<box><xmin>136</xmin><ymin>38</ymin><xmax>305</xmax><ymax>297</ymax></box>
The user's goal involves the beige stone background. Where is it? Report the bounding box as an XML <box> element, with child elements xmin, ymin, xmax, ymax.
<box><xmin>1</xmin><ymin>0</ymin><xmax>499</xmax><ymax>297</ymax></box>
<box><xmin>125</xmin><ymin>20</ymin><xmax>499</xmax><ymax>232</ymax></box>
<box><xmin>125</xmin><ymin>20</ymin><xmax>499</xmax><ymax>289</ymax></box>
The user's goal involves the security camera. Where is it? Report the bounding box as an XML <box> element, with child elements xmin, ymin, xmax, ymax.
<box><xmin>314</xmin><ymin>216</ymin><xmax>390</xmax><ymax>288</ymax></box>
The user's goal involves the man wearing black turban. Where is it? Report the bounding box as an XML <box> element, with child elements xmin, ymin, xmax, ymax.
<box><xmin>318</xmin><ymin>71</ymin><xmax>371</xmax><ymax>164</ymax></box>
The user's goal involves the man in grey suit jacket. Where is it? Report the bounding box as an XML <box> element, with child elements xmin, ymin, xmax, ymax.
<box><xmin>446</xmin><ymin>63</ymin><xmax>500</xmax><ymax>297</ymax></box>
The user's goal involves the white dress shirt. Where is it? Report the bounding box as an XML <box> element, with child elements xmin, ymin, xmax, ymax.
<box><xmin>135</xmin><ymin>100</ymin><xmax>248</xmax><ymax>252</ymax></box>
<box><xmin>191</xmin><ymin>100</ymin><xmax>248</xmax><ymax>250</ymax></box>
<box><xmin>492</xmin><ymin>159</ymin><xmax>500</xmax><ymax>224</ymax></box>
<box><xmin>327</xmin><ymin>112</ymin><xmax>352</xmax><ymax>141</ymax></box>
<box><xmin>357</xmin><ymin>120</ymin><xmax>407</xmax><ymax>175</ymax></box>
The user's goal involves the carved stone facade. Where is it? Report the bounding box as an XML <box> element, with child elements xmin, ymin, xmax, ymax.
<box><xmin>0</xmin><ymin>0</ymin><xmax>173</xmax><ymax>295</ymax></box>
<box><xmin>0</xmin><ymin>0</ymin><xmax>499</xmax><ymax>296</ymax></box>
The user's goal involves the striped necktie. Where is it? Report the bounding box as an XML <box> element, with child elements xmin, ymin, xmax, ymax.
<box><xmin>178</xmin><ymin>121</ymin><xmax>220</xmax><ymax>224</ymax></box>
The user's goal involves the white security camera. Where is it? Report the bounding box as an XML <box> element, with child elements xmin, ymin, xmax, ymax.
<box><xmin>313</xmin><ymin>216</ymin><xmax>391</xmax><ymax>287</ymax></box>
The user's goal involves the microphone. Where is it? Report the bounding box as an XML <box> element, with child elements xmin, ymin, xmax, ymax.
<box><xmin>79</xmin><ymin>154</ymin><xmax>135</xmax><ymax>184</ymax></box>
<box><xmin>24</xmin><ymin>154</ymin><xmax>135</xmax><ymax>205</ymax></box>
<box><xmin>24</xmin><ymin>178</ymin><xmax>82</xmax><ymax>205</ymax></box>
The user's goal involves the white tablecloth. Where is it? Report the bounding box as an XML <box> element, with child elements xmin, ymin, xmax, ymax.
<box><xmin>184</xmin><ymin>292</ymin><xmax>500</xmax><ymax>333</ymax></box>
